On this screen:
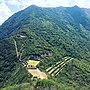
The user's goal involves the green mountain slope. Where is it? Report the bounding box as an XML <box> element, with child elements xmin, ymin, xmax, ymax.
<box><xmin>0</xmin><ymin>5</ymin><xmax>90</xmax><ymax>89</ymax></box>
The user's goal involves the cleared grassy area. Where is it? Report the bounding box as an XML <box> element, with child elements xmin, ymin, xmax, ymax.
<box><xmin>26</xmin><ymin>60</ymin><xmax>47</xmax><ymax>79</ymax></box>
<box><xmin>27</xmin><ymin>60</ymin><xmax>40</xmax><ymax>67</ymax></box>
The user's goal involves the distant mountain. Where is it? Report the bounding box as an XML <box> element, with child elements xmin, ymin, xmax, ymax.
<box><xmin>0</xmin><ymin>5</ymin><xmax>90</xmax><ymax>90</ymax></box>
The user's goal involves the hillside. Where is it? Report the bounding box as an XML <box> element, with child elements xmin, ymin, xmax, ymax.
<box><xmin>0</xmin><ymin>5</ymin><xmax>90</xmax><ymax>90</ymax></box>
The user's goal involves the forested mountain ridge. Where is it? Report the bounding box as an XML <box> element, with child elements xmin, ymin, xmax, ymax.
<box><xmin>0</xmin><ymin>5</ymin><xmax>90</xmax><ymax>90</ymax></box>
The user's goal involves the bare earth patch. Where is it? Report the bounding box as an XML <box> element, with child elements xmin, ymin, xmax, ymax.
<box><xmin>27</xmin><ymin>68</ymin><xmax>48</xmax><ymax>79</ymax></box>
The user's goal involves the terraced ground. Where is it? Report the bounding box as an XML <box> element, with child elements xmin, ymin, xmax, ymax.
<box><xmin>25</xmin><ymin>60</ymin><xmax>48</xmax><ymax>79</ymax></box>
<box><xmin>46</xmin><ymin>57</ymin><xmax>73</xmax><ymax>76</ymax></box>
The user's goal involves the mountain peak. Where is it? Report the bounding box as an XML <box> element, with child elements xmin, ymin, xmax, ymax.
<box><xmin>73</xmin><ymin>5</ymin><xmax>80</xmax><ymax>8</ymax></box>
<box><xmin>25</xmin><ymin>4</ymin><xmax>41</xmax><ymax>11</ymax></box>
<box><xmin>30</xmin><ymin>4</ymin><xmax>38</xmax><ymax>7</ymax></box>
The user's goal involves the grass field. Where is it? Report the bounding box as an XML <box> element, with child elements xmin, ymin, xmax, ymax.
<box><xmin>27</xmin><ymin>60</ymin><xmax>40</xmax><ymax>67</ymax></box>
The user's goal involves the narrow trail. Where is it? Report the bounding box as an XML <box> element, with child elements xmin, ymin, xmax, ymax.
<box><xmin>13</xmin><ymin>39</ymin><xmax>19</xmax><ymax>58</ymax></box>
<box><xmin>13</xmin><ymin>38</ymin><xmax>48</xmax><ymax>79</ymax></box>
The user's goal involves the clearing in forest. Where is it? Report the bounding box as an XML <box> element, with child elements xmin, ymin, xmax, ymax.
<box><xmin>28</xmin><ymin>68</ymin><xmax>48</xmax><ymax>79</ymax></box>
<box><xmin>26</xmin><ymin>60</ymin><xmax>48</xmax><ymax>79</ymax></box>
<box><xmin>27</xmin><ymin>60</ymin><xmax>40</xmax><ymax>67</ymax></box>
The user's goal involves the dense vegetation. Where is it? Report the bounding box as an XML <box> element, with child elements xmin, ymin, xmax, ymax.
<box><xmin>0</xmin><ymin>5</ymin><xmax>90</xmax><ymax>90</ymax></box>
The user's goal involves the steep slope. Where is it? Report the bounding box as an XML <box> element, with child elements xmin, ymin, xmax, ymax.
<box><xmin>0</xmin><ymin>5</ymin><xmax>90</xmax><ymax>89</ymax></box>
<box><xmin>0</xmin><ymin>5</ymin><xmax>90</xmax><ymax>60</ymax></box>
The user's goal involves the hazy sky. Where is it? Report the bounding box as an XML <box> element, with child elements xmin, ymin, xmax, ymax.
<box><xmin>0</xmin><ymin>0</ymin><xmax>90</xmax><ymax>25</ymax></box>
